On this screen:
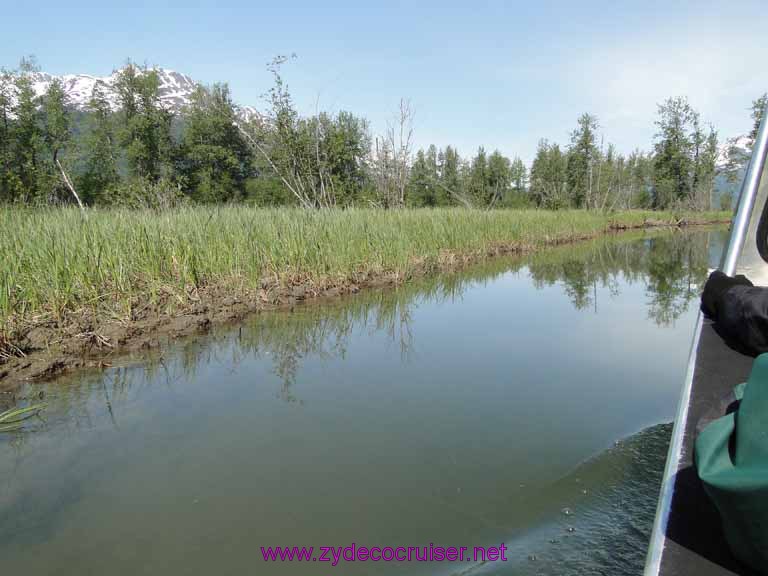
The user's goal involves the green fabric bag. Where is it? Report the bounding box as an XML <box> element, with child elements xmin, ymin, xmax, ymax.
<box><xmin>695</xmin><ymin>353</ymin><xmax>768</xmax><ymax>573</ymax></box>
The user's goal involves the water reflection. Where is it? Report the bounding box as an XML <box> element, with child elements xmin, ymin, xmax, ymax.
<box><xmin>222</xmin><ymin>227</ymin><xmax>722</xmax><ymax>403</ymax></box>
<box><xmin>527</xmin><ymin>230</ymin><xmax>714</xmax><ymax>325</ymax></box>
<box><xmin>0</xmin><ymin>226</ymin><xmax>727</xmax><ymax>576</ymax></box>
<box><xmin>2</xmin><ymin>227</ymin><xmax>723</xmax><ymax>421</ymax></box>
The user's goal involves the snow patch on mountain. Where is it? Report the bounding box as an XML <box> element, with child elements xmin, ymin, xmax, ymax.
<box><xmin>20</xmin><ymin>68</ymin><xmax>198</xmax><ymax>112</ymax></box>
<box><xmin>716</xmin><ymin>134</ymin><xmax>752</xmax><ymax>168</ymax></box>
<box><xmin>7</xmin><ymin>66</ymin><xmax>260</xmax><ymax>121</ymax></box>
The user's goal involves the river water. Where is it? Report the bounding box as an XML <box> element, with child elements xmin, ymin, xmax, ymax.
<box><xmin>0</xmin><ymin>227</ymin><xmax>727</xmax><ymax>575</ymax></box>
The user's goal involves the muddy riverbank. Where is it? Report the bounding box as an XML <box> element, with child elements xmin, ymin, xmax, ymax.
<box><xmin>0</xmin><ymin>216</ymin><xmax>728</xmax><ymax>393</ymax></box>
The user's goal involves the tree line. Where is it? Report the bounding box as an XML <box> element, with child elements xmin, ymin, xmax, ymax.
<box><xmin>0</xmin><ymin>56</ymin><xmax>761</xmax><ymax>210</ymax></box>
<box><xmin>530</xmin><ymin>102</ymin><xmax>721</xmax><ymax>211</ymax></box>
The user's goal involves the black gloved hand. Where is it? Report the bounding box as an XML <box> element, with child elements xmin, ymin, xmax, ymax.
<box><xmin>701</xmin><ymin>270</ymin><xmax>753</xmax><ymax>319</ymax></box>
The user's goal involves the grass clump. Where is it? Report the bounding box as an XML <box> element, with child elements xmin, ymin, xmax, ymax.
<box><xmin>0</xmin><ymin>206</ymin><xmax>729</xmax><ymax>342</ymax></box>
<box><xmin>0</xmin><ymin>403</ymin><xmax>47</xmax><ymax>432</ymax></box>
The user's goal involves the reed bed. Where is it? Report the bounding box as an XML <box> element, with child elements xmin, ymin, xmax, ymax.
<box><xmin>0</xmin><ymin>206</ymin><xmax>728</xmax><ymax>337</ymax></box>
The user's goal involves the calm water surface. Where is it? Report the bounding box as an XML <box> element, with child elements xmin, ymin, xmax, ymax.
<box><xmin>0</xmin><ymin>227</ymin><xmax>727</xmax><ymax>575</ymax></box>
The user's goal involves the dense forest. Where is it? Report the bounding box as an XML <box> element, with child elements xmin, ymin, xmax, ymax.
<box><xmin>0</xmin><ymin>56</ymin><xmax>764</xmax><ymax>211</ymax></box>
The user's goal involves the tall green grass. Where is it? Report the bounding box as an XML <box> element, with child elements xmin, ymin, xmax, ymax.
<box><xmin>0</xmin><ymin>207</ymin><xmax>728</xmax><ymax>335</ymax></box>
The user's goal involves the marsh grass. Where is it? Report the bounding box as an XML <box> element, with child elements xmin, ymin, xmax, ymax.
<box><xmin>0</xmin><ymin>206</ymin><xmax>728</xmax><ymax>341</ymax></box>
<box><xmin>0</xmin><ymin>403</ymin><xmax>47</xmax><ymax>432</ymax></box>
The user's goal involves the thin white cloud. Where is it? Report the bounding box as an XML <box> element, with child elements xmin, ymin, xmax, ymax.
<box><xmin>567</xmin><ymin>15</ymin><xmax>768</xmax><ymax>153</ymax></box>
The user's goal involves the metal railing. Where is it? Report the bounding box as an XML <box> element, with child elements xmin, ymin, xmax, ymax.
<box><xmin>644</xmin><ymin>99</ymin><xmax>768</xmax><ymax>575</ymax></box>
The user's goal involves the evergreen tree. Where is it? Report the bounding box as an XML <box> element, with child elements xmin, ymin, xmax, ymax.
<box><xmin>425</xmin><ymin>145</ymin><xmax>438</xmax><ymax>176</ymax></box>
<box><xmin>407</xmin><ymin>149</ymin><xmax>432</xmax><ymax>206</ymax></box>
<box><xmin>469</xmin><ymin>147</ymin><xmax>488</xmax><ymax>205</ymax></box>
<box><xmin>421</xmin><ymin>144</ymin><xmax>441</xmax><ymax>204</ymax></box>
<box><xmin>566</xmin><ymin>113</ymin><xmax>598</xmax><ymax>208</ymax></box>
<box><xmin>529</xmin><ymin>140</ymin><xmax>568</xmax><ymax>208</ymax></box>
<box><xmin>652</xmin><ymin>97</ymin><xmax>695</xmax><ymax>208</ymax></box>
<box><xmin>652</xmin><ymin>97</ymin><xmax>717</xmax><ymax>210</ymax></box>
<box><xmin>694</xmin><ymin>125</ymin><xmax>718</xmax><ymax>210</ymax></box>
<box><xmin>487</xmin><ymin>150</ymin><xmax>511</xmax><ymax>207</ymax></box>
<box><xmin>440</xmin><ymin>146</ymin><xmax>461</xmax><ymax>205</ymax></box>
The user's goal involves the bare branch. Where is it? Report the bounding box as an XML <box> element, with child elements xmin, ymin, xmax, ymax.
<box><xmin>55</xmin><ymin>156</ymin><xmax>86</xmax><ymax>215</ymax></box>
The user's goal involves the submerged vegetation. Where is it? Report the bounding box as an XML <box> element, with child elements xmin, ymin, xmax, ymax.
<box><xmin>0</xmin><ymin>403</ymin><xmax>46</xmax><ymax>432</ymax></box>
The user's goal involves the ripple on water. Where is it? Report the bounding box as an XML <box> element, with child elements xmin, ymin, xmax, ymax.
<box><xmin>464</xmin><ymin>423</ymin><xmax>672</xmax><ymax>576</ymax></box>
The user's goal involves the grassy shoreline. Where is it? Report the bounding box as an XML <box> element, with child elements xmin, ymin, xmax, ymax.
<box><xmin>0</xmin><ymin>207</ymin><xmax>729</xmax><ymax>388</ymax></box>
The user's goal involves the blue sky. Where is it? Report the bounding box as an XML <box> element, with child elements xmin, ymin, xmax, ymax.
<box><xmin>3</xmin><ymin>0</ymin><xmax>767</xmax><ymax>162</ymax></box>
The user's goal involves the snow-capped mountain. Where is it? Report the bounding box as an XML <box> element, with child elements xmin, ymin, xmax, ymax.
<box><xmin>716</xmin><ymin>134</ymin><xmax>752</xmax><ymax>168</ymax></box>
<box><xmin>22</xmin><ymin>68</ymin><xmax>198</xmax><ymax>112</ymax></box>
<box><xmin>712</xmin><ymin>133</ymin><xmax>753</xmax><ymax>208</ymax></box>
<box><xmin>14</xmin><ymin>66</ymin><xmax>260</xmax><ymax>119</ymax></box>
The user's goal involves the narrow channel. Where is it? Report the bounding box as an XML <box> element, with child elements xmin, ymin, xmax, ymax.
<box><xmin>0</xmin><ymin>227</ymin><xmax>727</xmax><ymax>576</ymax></box>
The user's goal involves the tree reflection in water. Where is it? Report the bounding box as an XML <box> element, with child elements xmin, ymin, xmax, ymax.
<box><xmin>4</xmin><ymin>227</ymin><xmax>726</xmax><ymax>440</ymax></box>
<box><xmin>526</xmin><ymin>228</ymin><xmax>720</xmax><ymax>326</ymax></box>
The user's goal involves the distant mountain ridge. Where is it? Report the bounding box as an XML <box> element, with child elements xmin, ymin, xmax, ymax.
<box><xmin>716</xmin><ymin>134</ymin><xmax>752</xmax><ymax>169</ymax></box>
<box><xmin>714</xmin><ymin>134</ymin><xmax>753</xmax><ymax>208</ymax></box>
<box><xmin>16</xmin><ymin>66</ymin><xmax>259</xmax><ymax>119</ymax></box>
<box><xmin>3</xmin><ymin>66</ymin><xmax>754</xmax><ymax>208</ymax></box>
